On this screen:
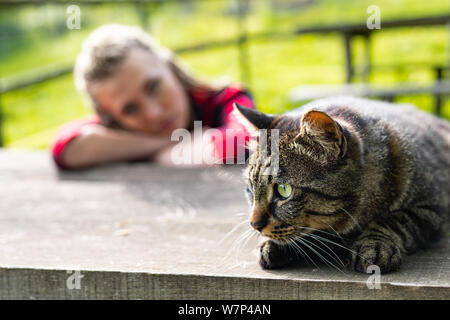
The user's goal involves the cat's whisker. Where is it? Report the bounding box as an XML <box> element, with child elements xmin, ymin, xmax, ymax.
<box><xmin>297</xmin><ymin>232</ymin><xmax>346</xmax><ymax>267</ymax></box>
<box><xmin>231</xmin><ymin>228</ymin><xmax>252</xmax><ymax>255</ymax></box>
<box><xmin>284</xmin><ymin>239</ymin><xmax>297</xmax><ymax>261</ymax></box>
<box><xmin>218</xmin><ymin>219</ymin><xmax>249</xmax><ymax>246</ymax></box>
<box><xmin>235</xmin><ymin>228</ymin><xmax>255</xmax><ymax>265</ymax></box>
<box><xmin>228</xmin><ymin>227</ymin><xmax>251</xmax><ymax>261</ymax></box>
<box><xmin>306</xmin><ymin>232</ymin><xmax>355</xmax><ymax>254</ymax></box>
<box><xmin>223</xmin><ymin>226</ymin><xmax>252</xmax><ymax>262</ymax></box>
<box><xmin>248</xmin><ymin>229</ymin><xmax>259</xmax><ymax>246</ymax></box>
<box><xmin>299</xmin><ymin>232</ymin><xmax>346</xmax><ymax>270</ymax></box>
<box><xmin>340</xmin><ymin>208</ymin><xmax>362</xmax><ymax>231</ymax></box>
<box><xmin>233</xmin><ymin>212</ymin><xmax>249</xmax><ymax>219</ymax></box>
<box><xmin>322</xmin><ymin>222</ymin><xmax>346</xmax><ymax>242</ymax></box>
<box><xmin>294</xmin><ymin>225</ymin><xmax>347</xmax><ymax>241</ymax></box>
<box><xmin>290</xmin><ymin>237</ymin><xmax>320</xmax><ymax>269</ymax></box>
<box><xmin>240</xmin><ymin>229</ymin><xmax>258</xmax><ymax>256</ymax></box>
<box><xmin>311</xmin><ymin>239</ymin><xmax>346</xmax><ymax>271</ymax></box>
<box><xmin>293</xmin><ymin>234</ymin><xmax>345</xmax><ymax>273</ymax></box>
<box><xmin>307</xmin><ymin>232</ymin><xmax>368</xmax><ymax>263</ymax></box>
<box><xmin>285</xmin><ymin>238</ymin><xmax>306</xmax><ymax>262</ymax></box>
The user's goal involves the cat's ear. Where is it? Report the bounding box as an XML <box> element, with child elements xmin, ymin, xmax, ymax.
<box><xmin>298</xmin><ymin>110</ymin><xmax>347</xmax><ymax>158</ymax></box>
<box><xmin>232</xmin><ymin>103</ymin><xmax>275</xmax><ymax>135</ymax></box>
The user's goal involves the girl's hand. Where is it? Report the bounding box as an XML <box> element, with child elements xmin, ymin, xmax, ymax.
<box><xmin>154</xmin><ymin>127</ymin><xmax>221</xmax><ymax>167</ymax></box>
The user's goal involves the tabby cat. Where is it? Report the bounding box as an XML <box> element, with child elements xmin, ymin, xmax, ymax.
<box><xmin>234</xmin><ymin>96</ymin><xmax>450</xmax><ymax>273</ymax></box>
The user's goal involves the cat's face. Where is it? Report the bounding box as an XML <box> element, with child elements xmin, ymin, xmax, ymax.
<box><xmin>235</xmin><ymin>104</ymin><xmax>361</xmax><ymax>244</ymax></box>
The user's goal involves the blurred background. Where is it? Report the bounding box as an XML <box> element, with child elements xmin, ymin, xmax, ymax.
<box><xmin>0</xmin><ymin>0</ymin><xmax>449</xmax><ymax>150</ymax></box>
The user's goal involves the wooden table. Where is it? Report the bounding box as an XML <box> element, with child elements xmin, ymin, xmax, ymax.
<box><xmin>0</xmin><ymin>150</ymin><xmax>448</xmax><ymax>299</ymax></box>
<box><xmin>289</xmin><ymin>80</ymin><xmax>450</xmax><ymax>116</ymax></box>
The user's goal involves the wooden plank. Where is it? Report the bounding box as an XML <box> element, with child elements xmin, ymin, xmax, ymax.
<box><xmin>0</xmin><ymin>39</ymin><xmax>246</xmax><ymax>94</ymax></box>
<box><xmin>0</xmin><ymin>0</ymin><xmax>171</xmax><ymax>5</ymax></box>
<box><xmin>293</xmin><ymin>14</ymin><xmax>450</xmax><ymax>35</ymax></box>
<box><xmin>0</xmin><ymin>150</ymin><xmax>448</xmax><ymax>299</ymax></box>
<box><xmin>289</xmin><ymin>81</ymin><xmax>450</xmax><ymax>102</ymax></box>
<box><xmin>0</xmin><ymin>65</ymin><xmax>73</xmax><ymax>94</ymax></box>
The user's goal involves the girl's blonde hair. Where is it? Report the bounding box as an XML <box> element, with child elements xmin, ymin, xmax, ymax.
<box><xmin>74</xmin><ymin>24</ymin><xmax>223</xmax><ymax>127</ymax></box>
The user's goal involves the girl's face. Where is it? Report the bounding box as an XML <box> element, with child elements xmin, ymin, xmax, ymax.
<box><xmin>89</xmin><ymin>47</ymin><xmax>191</xmax><ymax>136</ymax></box>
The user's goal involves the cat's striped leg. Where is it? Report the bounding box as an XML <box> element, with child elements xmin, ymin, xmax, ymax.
<box><xmin>349</xmin><ymin>220</ymin><xmax>405</xmax><ymax>273</ymax></box>
<box><xmin>349</xmin><ymin>206</ymin><xmax>443</xmax><ymax>273</ymax></box>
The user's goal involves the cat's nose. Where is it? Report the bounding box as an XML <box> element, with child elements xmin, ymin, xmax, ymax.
<box><xmin>250</xmin><ymin>220</ymin><xmax>267</xmax><ymax>232</ymax></box>
<box><xmin>250</xmin><ymin>207</ymin><xmax>268</xmax><ymax>231</ymax></box>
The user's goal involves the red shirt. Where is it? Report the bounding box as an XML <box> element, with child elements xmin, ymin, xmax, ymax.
<box><xmin>51</xmin><ymin>84</ymin><xmax>255</xmax><ymax>169</ymax></box>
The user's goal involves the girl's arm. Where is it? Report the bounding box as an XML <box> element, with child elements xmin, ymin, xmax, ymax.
<box><xmin>60</xmin><ymin>125</ymin><xmax>173</xmax><ymax>169</ymax></box>
<box><xmin>51</xmin><ymin>116</ymin><xmax>173</xmax><ymax>169</ymax></box>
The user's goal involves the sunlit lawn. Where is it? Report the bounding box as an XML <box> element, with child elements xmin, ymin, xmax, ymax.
<box><xmin>1</xmin><ymin>0</ymin><xmax>449</xmax><ymax>148</ymax></box>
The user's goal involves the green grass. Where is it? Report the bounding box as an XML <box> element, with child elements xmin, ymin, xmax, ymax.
<box><xmin>1</xmin><ymin>0</ymin><xmax>449</xmax><ymax>149</ymax></box>
<box><xmin>1</xmin><ymin>74</ymin><xmax>89</xmax><ymax>147</ymax></box>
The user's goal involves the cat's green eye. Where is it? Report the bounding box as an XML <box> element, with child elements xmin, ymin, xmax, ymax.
<box><xmin>277</xmin><ymin>183</ymin><xmax>293</xmax><ymax>198</ymax></box>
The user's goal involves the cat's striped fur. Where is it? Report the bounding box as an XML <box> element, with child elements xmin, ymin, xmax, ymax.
<box><xmin>236</xmin><ymin>96</ymin><xmax>450</xmax><ymax>273</ymax></box>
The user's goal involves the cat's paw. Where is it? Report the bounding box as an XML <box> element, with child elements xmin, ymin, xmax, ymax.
<box><xmin>258</xmin><ymin>240</ymin><xmax>294</xmax><ymax>269</ymax></box>
<box><xmin>350</xmin><ymin>239</ymin><xmax>403</xmax><ymax>273</ymax></box>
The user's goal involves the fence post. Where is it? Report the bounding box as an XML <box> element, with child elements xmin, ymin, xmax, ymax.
<box><xmin>363</xmin><ymin>33</ymin><xmax>371</xmax><ymax>82</ymax></box>
<box><xmin>0</xmin><ymin>93</ymin><xmax>3</xmax><ymax>147</ymax></box>
<box><xmin>434</xmin><ymin>66</ymin><xmax>443</xmax><ymax>116</ymax></box>
<box><xmin>236</xmin><ymin>0</ymin><xmax>251</xmax><ymax>87</ymax></box>
<box><xmin>135</xmin><ymin>1</ymin><xmax>150</xmax><ymax>29</ymax></box>
<box><xmin>343</xmin><ymin>32</ymin><xmax>354</xmax><ymax>83</ymax></box>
